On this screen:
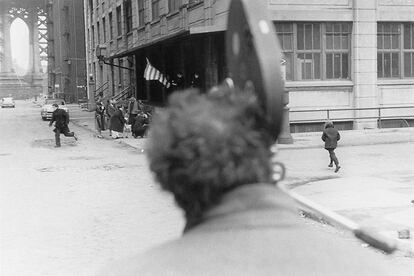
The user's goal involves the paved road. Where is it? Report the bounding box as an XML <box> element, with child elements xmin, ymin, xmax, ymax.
<box><xmin>1</xmin><ymin>101</ymin><xmax>412</xmax><ymax>275</ymax></box>
<box><xmin>0</xmin><ymin>101</ymin><xmax>184</xmax><ymax>275</ymax></box>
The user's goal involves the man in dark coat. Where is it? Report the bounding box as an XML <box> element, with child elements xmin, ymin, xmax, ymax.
<box><xmin>109</xmin><ymin>106</ymin><xmax>126</xmax><ymax>139</ymax></box>
<box><xmin>131</xmin><ymin>111</ymin><xmax>149</xmax><ymax>138</ymax></box>
<box><xmin>100</xmin><ymin>88</ymin><xmax>403</xmax><ymax>276</ymax></box>
<box><xmin>127</xmin><ymin>97</ymin><xmax>142</xmax><ymax>126</ymax></box>
<box><xmin>49</xmin><ymin>103</ymin><xmax>77</xmax><ymax>147</ymax></box>
<box><xmin>171</xmin><ymin>72</ymin><xmax>185</xmax><ymax>91</ymax></box>
<box><xmin>322</xmin><ymin>120</ymin><xmax>341</xmax><ymax>172</ymax></box>
<box><xmin>95</xmin><ymin>101</ymin><xmax>106</xmax><ymax>138</ymax></box>
<box><xmin>106</xmin><ymin>98</ymin><xmax>117</xmax><ymax>136</ymax></box>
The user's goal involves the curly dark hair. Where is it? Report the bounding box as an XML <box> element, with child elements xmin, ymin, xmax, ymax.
<box><xmin>146</xmin><ymin>87</ymin><xmax>274</xmax><ymax>229</ymax></box>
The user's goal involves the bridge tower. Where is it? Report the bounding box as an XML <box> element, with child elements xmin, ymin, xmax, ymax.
<box><xmin>0</xmin><ymin>0</ymin><xmax>47</xmax><ymax>99</ymax></box>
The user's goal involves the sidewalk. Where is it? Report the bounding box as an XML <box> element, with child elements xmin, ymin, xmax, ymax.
<box><xmin>277</xmin><ymin>127</ymin><xmax>414</xmax><ymax>150</ymax></box>
<box><xmin>68</xmin><ymin>104</ymin><xmax>414</xmax><ymax>257</ymax></box>
<box><xmin>68</xmin><ymin>103</ymin><xmax>414</xmax><ymax>151</ymax></box>
<box><xmin>292</xmin><ymin>177</ymin><xmax>414</xmax><ymax>257</ymax></box>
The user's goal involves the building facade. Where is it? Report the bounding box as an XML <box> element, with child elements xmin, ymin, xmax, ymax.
<box><xmin>48</xmin><ymin>0</ymin><xmax>87</xmax><ymax>103</ymax></box>
<box><xmin>84</xmin><ymin>0</ymin><xmax>414</xmax><ymax>131</ymax></box>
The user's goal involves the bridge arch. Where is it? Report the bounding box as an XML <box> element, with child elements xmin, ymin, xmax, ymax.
<box><xmin>0</xmin><ymin>1</ymin><xmax>47</xmax><ymax>99</ymax></box>
<box><xmin>10</xmin><ymin>17</ymin><xmax>29</xmax><ymax>75</ymax></box>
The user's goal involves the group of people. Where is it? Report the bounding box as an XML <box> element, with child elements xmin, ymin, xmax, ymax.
<box><xmin>169</xmin><ymin>72</ymin><xmax>202</xmax><ymax>92</ymax></box>
<box><xmin>95</xmin><ymin>97</ymin><xmax>151</xmax><ymax>139</ymax></box>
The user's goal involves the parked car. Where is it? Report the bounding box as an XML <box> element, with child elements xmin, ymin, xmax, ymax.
<box><xmin>1</xmin><ymin>97</ymin><xmax>15</xmax><ymax>108</ymax></box>
<box><xmin>41</xmin><ymin>99</ymin><xmax>69</xmax><ymax>120</ymax></box>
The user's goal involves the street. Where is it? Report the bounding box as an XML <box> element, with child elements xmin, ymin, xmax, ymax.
<box><xmin>1</xmin><ymin>101</ymin><xmax>413</xmax><ymax>275</ymax></box>
<box><xmin>0</xmin><ymin>101</ymin><xmax>184</xmax><ymax>275</ymax></box>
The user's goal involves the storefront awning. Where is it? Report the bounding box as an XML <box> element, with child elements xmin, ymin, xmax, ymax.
<box><xmin>108</xmin><ymin>30</ymin><xmax>189</xmax><ymax>59</ymax></box>
<box><xmin>107</xmin><ymin>24</ymin><xmax>226</xmax><ymax>59</ymax></box>
<box><xmin>189</xmin><ymin>24</ymin><xmax>226</xmax><ymax>34</ymax></box>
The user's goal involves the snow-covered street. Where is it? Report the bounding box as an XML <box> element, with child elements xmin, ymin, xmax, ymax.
<box><xmin>0</xmin><ymin>101</ymin><xmax>184</xmax><ymax>275</ymax></box>
<box><xmin>1</xmin><ymin>100</ymin><xmax>413</xmax><ymax>275</ymax></box>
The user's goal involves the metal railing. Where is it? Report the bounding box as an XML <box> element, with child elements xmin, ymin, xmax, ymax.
<box><xmin>113</xmin><ymin>86</ymin><xmax>132</xmax><ymax>102</ymax></box>
<box><xmin>289</xmin><ymin>105</ymin><xmax>414</xmax><ymax>128</ymax></box>
<box><xmin>94</xmin><ymin>81</ymin><xmax>109</xmax><ymax>100</ymax></box>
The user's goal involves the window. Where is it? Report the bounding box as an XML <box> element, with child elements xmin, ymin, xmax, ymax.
<box><xmin>152</xmin><ymin>0</ymin><xmax>160</xmax><ymax>21</ymax></box>
<box><xmin>325</xmin><ymin>23</ymin><xmax>350</xmax><ymax>79</ymax></box>
<box><xmin>169</xmin><ymin>0</ymin><xmax>180</xmax><ymax>13</ymax></box>
<box><xmin>119</xmin><ymin>58</ymin><xmax>124</xmax><ymax>88</ymax></box>
<box><xmin>124</xmin><ymin>0</ymin><xmax>132</xmax><ymax>33</ymax></box>
<box><xmin>109</xmin><ymin>12</ymin><xmax>113</xmax><ymax>39</ymax></box>
<box><xmin>91</xmin><ymin>26</ymin><xmax>95</xmax><ymax>48</ymax></box>
<box><xmin>404</xmin><ymin>23</ymin><xmax>414</xmax><ymax>77</ymax></box>
<box><xmin>116</xmin><ymin>6</ymin><xmax>122</xmax><ymax>36</ymax></box>
<box><xmin>96</xmin><ymin>21</ymin><xmax>101</xmax><ymax>44</ymax></box>
<box><xmin>102</xmin><ymin>17</ymin><xmax>106</xmax><ymax>42</ymax></box>
<box><xmin>275</xmin><ymin>22</ymin><xmax>351</xmax><ymax>81</ymax></box>
<box><xmin>378</xmin><ymin>23</ymin><xmax>414</xmax><ymax>78</ymax></box>
<box><xmin>138</xmin><ymin>0</ymin><xmax>144</xmax><ymax>27</ymax></box>
<box><xmin>89</xmin><ymin>0</ymin><xmax>93</xmax><ymax>17</ymax></box>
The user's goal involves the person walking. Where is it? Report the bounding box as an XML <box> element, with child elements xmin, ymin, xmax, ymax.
<box><xmin>322</xmin><ymin>120</ymin><xmax>341</xmax><ymax>172</ymax></box>
<box><xmin>109</xmin><ymin>105</ymin><xmax>126</xmax><ymax>139</ymax></box>
<box><xmin>106</xmin><ymin>98</ymin><xmax>116</xmax><ymax>136</ymax></box>
<box><xmin>49</xmin><ymin>103</ymin><xmax>77</xmax><ymax>147</ymax></box>
<box><xmin>95</xmin><ymin>101</ymin><xmax>106</xmax><ymax>138</ymax></box>
<box><xmin>127</xmin><ymin>97</ymin><xmax>140</xmax><ymax>126</ymax></box>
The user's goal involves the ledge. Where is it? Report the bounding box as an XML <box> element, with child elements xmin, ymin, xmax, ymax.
<box><xmin>166</xmin><ymin>11</ymin><xmax>180</xmax><ymax>18</ymax></box>
<box><xmin>286</xmin><ymin>80</ymin><xmax>354</xmax><ymax>90</ymax></box>
<box><xmin>150</xmin><ymin>19</ymin><xmax>161</xmax><ymax>25</ymax></box>
<box><xmin>377</xmin><ymin>79</ymin><xmax>414</xmax><ymax>86</ymax></box>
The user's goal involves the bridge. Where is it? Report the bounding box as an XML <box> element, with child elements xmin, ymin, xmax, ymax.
<box><xmin>0</xmin><ymin>0</ymin><xmax>47</xmax><ymax>99</ymax></box>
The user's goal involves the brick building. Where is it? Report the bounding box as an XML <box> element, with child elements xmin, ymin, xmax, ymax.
<box><xmin>84</xmin><ymin>0</ymin><xmax>414</xmax><ymax>131</ymax></box>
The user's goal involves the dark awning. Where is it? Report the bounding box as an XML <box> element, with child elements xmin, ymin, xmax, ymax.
<box><xmin>107</xmin><ymin>24</ymin><xmax>226</xmax><ymax>59</ymax></box>
<box><xmin>108</xmin><ymin>30</ymin><xmax>189</xmax><ymax>59</ymax></box>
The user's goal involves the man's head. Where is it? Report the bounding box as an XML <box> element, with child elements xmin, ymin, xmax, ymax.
<box><xmin>52</xmin><ymin>103</ymin><xmax>59</xmax><ymax>108</ymax></box>
<box><xmin>324</xmin><ymin>120</ymin><xmax>334</xmax><ymax>129</ymax></box>
<box><xmin>146</xmin><ymin>87</ymin><xmax>274</xmax><ymax>225</ymax></box>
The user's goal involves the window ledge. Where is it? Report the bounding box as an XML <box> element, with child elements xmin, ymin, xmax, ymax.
<box><xmin>188</xmin><ymin>1</ymin><xmax>204</xmax><ymax>9</ymax></box>
<box><xmin>286</xmin><ymin>80</ymin><xmax>354</xmax><ymax>89</ymax></box>
<box><xmin>151</xmin><ymin>19</ymin><xmax>161</xmax><ymax>25</ymax></box>
<box><xmin>377</xmin><ymin>79</ymin><xmax>414</xmax><ymax>86</ymax></box>
<box><xmin>167</xmin><ymin>11</ymin><xmax>180</xmax><ymax>18</ymax></box>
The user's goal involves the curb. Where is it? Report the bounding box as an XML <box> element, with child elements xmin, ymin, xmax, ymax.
<box><xmin>71</xmin><ymin>118</ymin><xmax>145</xmax><ymax>151</ymax></box>
<box><xmin>277</xmin><ymin>139</ymin><xmax>413</xmax><ymax>150</ymax></box>
<box><xmin>71</xmin><ymin>116</ymin><xmax>413</xmax><ymax>151</ymax></box>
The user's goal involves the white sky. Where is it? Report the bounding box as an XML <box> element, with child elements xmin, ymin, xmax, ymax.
<box><xmin>10</xmin><ymin>18</ymin><xmax>29</xmax><ymax>74</ymax></box>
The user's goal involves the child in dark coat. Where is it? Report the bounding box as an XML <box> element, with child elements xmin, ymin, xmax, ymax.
<box><xmin>321</xmin><ymin>120</ymin><xmax>341</xmax><ymax>173</ymax></box>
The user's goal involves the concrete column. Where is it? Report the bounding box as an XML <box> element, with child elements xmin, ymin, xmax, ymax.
<box><xmin>352</xmin><ymin>0</ymin><xmax>378</xmax><ymax>129</ymax></box>
<box><xmin>28</xmin><ymin>9</ymin><xmax>41</xmax><ymax>74</ymax></box>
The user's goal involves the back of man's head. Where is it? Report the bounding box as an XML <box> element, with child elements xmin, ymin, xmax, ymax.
<box><xmin>146</xmin><ymin>87</ymin><xmax>274</xmax><ymax>224</ymax></box>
